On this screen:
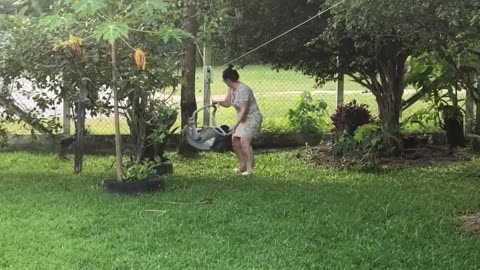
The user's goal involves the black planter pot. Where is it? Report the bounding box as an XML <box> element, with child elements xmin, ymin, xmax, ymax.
<box><xmin>443</xmin><ymin>107</ymin><xmax>466</xmax><ymax>148</ymax></box>
<box><xmin>156</xmin><ymin>162</ymin><xmax>173</xmax><ymax>175</ymax></box>
<box><xmin>103</xmin><ymin>176</ymin><xmax>166</xmax><ymax>195</ymax></box>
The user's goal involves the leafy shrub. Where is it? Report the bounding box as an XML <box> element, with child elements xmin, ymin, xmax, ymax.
<box><xmin>0</xmin><ymin>124</ymin><xmax>7</xmax><ymax>147</ymax></box>
<box><xmin>333</xmin><ymin>123</ymin><xmax>400</xmax><ymax>158</ymax></box>
<box><xmin>261</xmin><ymin>118</ymin><xmax>296</xmax><ymax>134</ymax></box>
<box><xmin>331</xmin><ymin>100</ymin><xmax>374</xmax><ymax>137</ymax></box>
<box><xmin>287</xmin><ymin>91</ymin><xmax>329</xmax><ymax>134</ymax></box>
<box><xmin>402</xmin><ymin>109</ymin><xmax>439</xmax><ymax>133</ymax></box>
<box><xmin>122</xmin><ymin>160</ymin><xmax>158</xmax><ymax>182</ymax></box>
<box><xmin>147</xmin><ymin>101</ymin><xmax>178</xmax><ymax>145</ymax></box>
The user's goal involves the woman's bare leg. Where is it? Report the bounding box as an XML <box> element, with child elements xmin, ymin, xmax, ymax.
<box><xmin>240</xmin><ymin>137</ymin><xmax>254</xmax><ymax>173</ymax></box>
<box><xmin>232</xmin><ymin>136</ymin><xmax>246</xmax><ymax>171</ymax></box>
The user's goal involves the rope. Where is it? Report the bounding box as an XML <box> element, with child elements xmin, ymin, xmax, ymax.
<box><xmin>222</xmin><ymin>0</ymin><xmax>346</xmax><ymax>67</ymax></box>
<box><xmin>195</xmin><ymin>42</ymin><xmax>205</xmax><ymax>65</ymax></box>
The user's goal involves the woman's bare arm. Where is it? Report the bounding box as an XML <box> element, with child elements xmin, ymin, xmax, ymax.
<box><xmin>213</xmin><ymin>90</ymin><xmax>232</xmax><ymax>108</ymax></box>
<box><xmin>231</xmin><ymin>101</ymin><xmax>248</xmax><ymax>132</ymax></box>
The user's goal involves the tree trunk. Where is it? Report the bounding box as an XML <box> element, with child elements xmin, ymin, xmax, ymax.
<box><xmin>178</xmin><ymin>0</ymin><xmax>199</xmax><ymax>157</ymax></box>
<box><xmin>112</xmin><ymin>43</ymin><xmax>123</xmax><ymax>181</ymax></box>
<box><xmin>369</xmin><ymin>49</ymin><xmax>407</xmax><ymax>155</ymax></box>
<box><xmin>126</xmin><ymin>89</ymin><xmax>147</xmax><ymax>164</ymax></box>
<box><xmin>74</xmin><ymin>83</ymin><xmax>87</xmax><ymax>174</ymax></box>
<box><xmin>376</xmin><ymin>87</ymin><xmax>402</xmax><ymax>132</ymax></box>
<box><xmin>475</xmin><ymin>101</ymin><xmax>480</xmax><ymax>135</ymax></box>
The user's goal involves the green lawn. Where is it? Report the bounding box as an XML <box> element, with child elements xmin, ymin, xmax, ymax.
<box><xmin>0</xmin><ymin>152</ymin><xmax>479</xmax><ymax>269</ymax></box>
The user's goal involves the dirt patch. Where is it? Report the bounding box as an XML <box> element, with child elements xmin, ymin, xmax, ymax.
<box><xmin>463</xmin><ymin>213</ymin><xmax>480</xmax><ymax>235</ymax></box>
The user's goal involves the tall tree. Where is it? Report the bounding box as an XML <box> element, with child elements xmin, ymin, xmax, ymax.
<box><xmin>178</xmin><ymin>0</ymin><xmax>199</xmax><ymax>156</ymax></box>
<box><xmin>223</xmin><ymin>0</ymin><xmax>464</xmax><ymax>148</ymax></box>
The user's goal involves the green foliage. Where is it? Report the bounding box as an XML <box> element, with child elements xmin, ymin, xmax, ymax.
<box><xmin>405</xmin><ymin>54</ymin><xmax>465</xmax><ymax>130</ymax></box>
<box><xmin>261</xmin><ymin>118</ymin><xmax>296</xmax><ymax>134</ymax></box>
<box><xmin>224</xmin><ymin>0</ymin><xmax>478</xmax><ymax>134</ymax></box>
<box><xmin>133</xmin><ymin>0</ymin><xmax>168</xmax><ymax>15</ymax></box>
<box><xmin>37</xmin><ymin>14</ymin><xmax>75</xmax><ymax>29</ymax></box>
<box><xmin>287</xmin><ymin>91</ymin><xmax>329</xmax><ymax>134</ymax></box>
<box><xmin>71</xmin><ymin>0</ymin><xmax>109</xmax><ymax>17</ymax></box>
<box><xmin>147</xmin><ymin>101</ymin><xmax>178</xmax><ymax>145</ymax></box>
<box><xmin>331</xmin><ymin>100</ymin><xmax>374</xmax><ymax>136</ymax></box>
<box><xmin>93</xmin><ymin>22</ymin><xmax>130</xmax><ymax>44</ymax></box>
<box><xmin>332</xmin><ymin>133</ymin><xmax>357</xmax><ymax>157</ymax></box>
<box><xmin>122</xmin><ymin>160</ymin><xmax>158</xmax><ymax>182</ymax></box>
<box><xmin>402</xmin><ymin>109</ymin><xmax>438</xmax><ymax>133</ymax></box>
<box><xmin>333</xmin><ymin>123</ymin><xmax>400</xmax><ymax>158</ymax></box>
<box><xmin>0</xmin><ymin>124</ymin><xmax>7</xmax><ymax>147</ymax></box>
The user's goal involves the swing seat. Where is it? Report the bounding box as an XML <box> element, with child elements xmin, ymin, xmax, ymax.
<box><xmin>183</xmin><ymin>105</ymin><xmax>232</xmax><ymax>152</ymax></box>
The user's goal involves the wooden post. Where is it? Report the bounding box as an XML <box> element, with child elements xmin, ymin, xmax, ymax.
<box><xmin>74</xmin><ymin>83</ymin><xmax>87</xmax><ymax>174</ymax></box>
<box><xmin>466</xmin><ymin>90</ymin><xmax>474</xmax><ymax>133</ymax></box>
<box><xmin>203</xmin><ymin>34</ymin><xmax>212</xmax><ymax>126</ymax></box>
<box><xmin>336</xmin><ymin>73</ymin><xmax>345</xmax><ymax>107</ymax></box>
<box><xmin>336</xmin><ymin>57</ymin><xmax>344</xmax><ymax>107</ymax></box>
<box><xmin>112</xmin><ymin>42</ymin><xmax>123</xmax><ymax>180</ymax></box>
<box><xmin>63</xmin><ymin>98</ymin><xmax>71</xmax><ymax>135</ymax></box>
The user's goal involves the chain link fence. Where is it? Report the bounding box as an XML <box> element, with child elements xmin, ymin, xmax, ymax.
<box><xmin>204</xmin><ymin>64</ymin><xmax>429</xmax><ymax>134</ymax></box>
<box><xmin>3</xmin><ymin>64</ymin><xmax>430</xmax><ymax>136</ymax></box>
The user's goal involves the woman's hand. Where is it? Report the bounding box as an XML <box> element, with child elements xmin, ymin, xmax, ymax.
<box><xmin>228</xmin><ymin>125</ymin><xmax>237</xmax><ymax>135</ymax></box>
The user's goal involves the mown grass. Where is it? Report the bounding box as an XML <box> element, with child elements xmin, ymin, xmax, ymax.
<box><xmin>0</xmin><ymin>152</ymin><xmax>479</xmax><ymax>269</ymax></box>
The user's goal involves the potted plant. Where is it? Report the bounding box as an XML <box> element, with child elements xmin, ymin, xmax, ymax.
<box><xmin>103</xmin><ymin>161</ymin><xmax>166</xmax><ymax>194</ymax></box>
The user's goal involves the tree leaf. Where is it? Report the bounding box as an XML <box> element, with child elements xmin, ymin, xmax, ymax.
<box><xmin>94</xmin><ymin>22</ymin><xmax>129</xmax><ymax>44</ymax></box>
<box><xmin>157</xmin><ymin>27</ymin><xmax>192</xmax><ymax>44</ymax></box>
<box><xmin>132</xmin><ymin>0</ymin><xmax>168</xmax><ymax>15</ymax></box>
<box><xmin>38</xmin><ymin>14</ymin><xmax>75</xmax><ymax>30</ymax></box>
<box><xmin>71</xmin><ymin>0</ymin><xmax>108</xmax><ymax>17</ymax></box>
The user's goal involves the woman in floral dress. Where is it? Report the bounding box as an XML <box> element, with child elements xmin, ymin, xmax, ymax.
<box><xmin>213</xmin><ymin>65</ymin><xmax>263</xmax><ymax>175</ymax></box>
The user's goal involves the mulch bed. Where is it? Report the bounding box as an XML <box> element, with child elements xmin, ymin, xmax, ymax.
<box><xmin>299</xmin><ymin>134</ymin><xmax>475</xmax><ymax>170</ymax></box>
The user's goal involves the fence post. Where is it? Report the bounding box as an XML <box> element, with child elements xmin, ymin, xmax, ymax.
<box><xmin>63</xmin><ymin>98</ymin><xmax>71</xmax><ymax>135</ymax></box>
<box><xmin>336</xmin><ymin>57</ymin><xmax>344</xmax><ymax>107</ymax></box>
<box><xmin>466</xmin><ymin>90</ymin><xmax>474</xmax><ymax>133</ymax></box>
<box><xmin>336</xmin><ymin>73</ymin><xmax>345</xmax><ymax>107</ymax></box>
<box><xmin>203</xmin><ymin>35</ymin><xmax>212</xmax><ymax>126</ymax></box>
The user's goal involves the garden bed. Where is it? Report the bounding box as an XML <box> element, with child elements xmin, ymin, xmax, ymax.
<box><xmin>301</xmin><ymin>133</ymin><xmax>474</xmax><ymax>169</ymax></box>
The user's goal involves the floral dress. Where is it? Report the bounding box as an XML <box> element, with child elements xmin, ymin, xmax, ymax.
<box><xmin>231</xmin><ymin>83</ymin><xmax>263</xmax><ymax>139</ymax></box>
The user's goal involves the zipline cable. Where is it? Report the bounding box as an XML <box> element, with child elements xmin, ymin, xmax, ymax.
<box><xmin>222</xmin><ymin>0</ymin><xmax>346</xmax><ymax>67</ymax></box>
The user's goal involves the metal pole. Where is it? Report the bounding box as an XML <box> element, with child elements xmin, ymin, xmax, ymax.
<box><xmin>203</xmin><ymin>35</ymin><xmax>212</xmax><ymax>126</ymax></box>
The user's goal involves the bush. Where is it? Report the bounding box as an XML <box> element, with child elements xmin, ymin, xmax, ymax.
<box><xmin>331</xmin><ymin>100</ymin><xmax>374</xmax><ymax>138</ymax></box>
<box><xmin>261</xmin><ymin>118</ymin><xmax>296</xmax><ymax>134</ymax></box>
<box><xmin>402</xmin><ymin>109</ymin><xmax>439</xmax><ymax>133</ymax></box>
<box><xmin>0</xmin><ymin>124</ymin><xmax>7</xmax><ymax>147</ymax></box>
<box><xmin>287</xmin><ymin>91</ymin><xmax>329</xmax><ymax>134</ymax></box>
<box><xmin>333</xmin><ymin>122</ymin><xmax>400</xmax><ymax>158</ymax></box>
<box><xmin>122</xmin><ymin>160</ymin><xmax>158</xmax><ymax>182</ymax></box>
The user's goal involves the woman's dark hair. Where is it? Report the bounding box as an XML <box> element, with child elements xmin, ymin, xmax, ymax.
<box><xmin>222</xmin><ymin>64</ymin><xmax>240</xmax><ymax>81</ymax></box>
